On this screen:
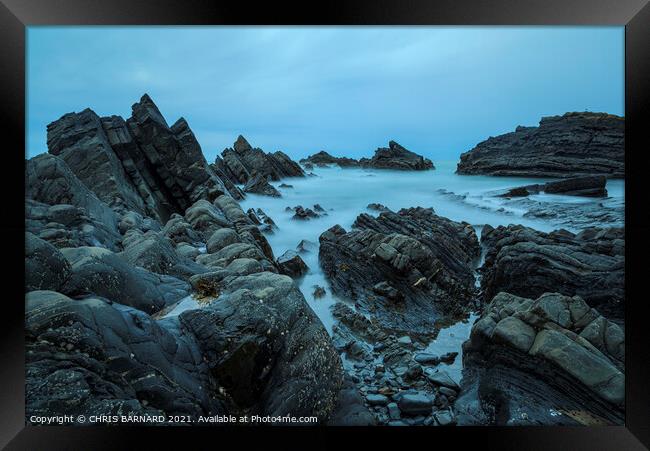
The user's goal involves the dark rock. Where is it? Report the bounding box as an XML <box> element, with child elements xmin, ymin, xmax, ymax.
<box><xmin>278</xmin><ymin>183</ymin><xmax>293</xmax><ymax>188</ymax></box>
<box><xmin>457</xmin><ymin>112</ymin><xmax>624</xmax><ymax>178</ymax></box>
<box><xmin>366</xmin><ymin>394</ymin><xmax>390</xmax><ymax>406</ymax></box>
<box><xmin>300</xmin><ymin>150</ymin><xmax>360</xmax><ymax>168</ymax></box>
<box><xmin>60</xmin><ymin>246</ymin><xmax>189</xmax><ymax>313</ymax></box>
<box><xmin>215</xmin><ymin>135</ymin><xmax>304</xmax><ymax>186</ymax></box>
<box><xmin>396</xmin><ymin>392</ymin><xmax>433</xmax><ymax>416</ymax></box>
<box><xmin>414</xmin><ymin>353</ymin><xmax>441</xmax><ymax>365</ymax></box>
<box><xmin>46</xmin><ymin>95</ymin><xmax>229</xmax><ymax>222</ymax></box>
<box><xmin>180</xmin><ymin>272</ymin><xmax>343</xmax><ymax>419</ymax></box>
<box><xmin>499</xmin><ymin>186</ymin><xmax>532</xmax><ymax>198</ymax></box>
<box><xmin>456</xmin><ymin>292</ymin><xmax>624</xmax><ymax>425</ymax></box>
<box><xmin>359</xmin><ymin>141</ymin><xmax>434</xmax><ymax>171</ymax></box>
<box><xmin>424</xmin><ymin>370</ymin><xmax>459</xmax><ymax>390</ymax></box>
<box><xmin>25</xmin><ymin>232</ymin><xmax>72</xmax><ymax>292</ymax></box>
<box><xmin>434</xmin><ymin>409</ymin><xmax>456</xmax><ymax>426</ymax></box>
<box><xmin>319</xmin><ymin>207</ymin><xmax>479</xmax><ymax>335</ymax></box>
<box><xmin>439</xmin><ymin>352</ymin><xmax>458</xmax><ymax>364</ymax></box>
<box><xmin>480</xmin><ymin>224</ymin><xmax>624</xmax><ymax>321</ymax></box>
<box><xmin>25</xmin><ymin>155</ymin><xmax>121</xmax><ymax>250</ymax></box>
<box><xmin>291</xmin><ymin>206</ymin><xmax>320</xmax><ymax>220</ymax></box>
<box><xmin>247</xmin><ymin>208</ymin><xmax>277</xmax><ymax>234</ymax></box>
<box><xmin>328</xmin><ymin>377</ymin><xmax>376</xmax><ymax>425</ymax></box>
<box><xmin>313</xmin><ymin>204</ymin><xmax>326</xmax><ymax>212</ymax></box>
<box><xmin>243</xmin><ymin>175</ymin><xmax>281</xmax><ymax>197</ymax></box>
<box><xmin>543</xmin><ymin>175</ymin><xmax>608</xmax><ymax>197</ymax></box>
<box><xmin>313</xmin><ymin>285</ymin><xmax>327</xmax><ymax>298</ymax></box>
<box><xmin>372</xmin><ymin>281</ymin><xmax>404</xmax><ymax>302</ymax></box>
<box><xmin>25</xmin><ymin>291</ymin><xmax>222</xmax><ymax>421</ymax></box>
<box><xmin>276</xmin><ymin>251</ymin><xmax>309</xmax><ymax>278</ymax></box>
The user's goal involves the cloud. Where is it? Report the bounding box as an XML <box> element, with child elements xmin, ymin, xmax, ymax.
<box><xmin>27</xmin><ymin>26</ymin><xmax>624</xmax><ymax>161</ymax></box>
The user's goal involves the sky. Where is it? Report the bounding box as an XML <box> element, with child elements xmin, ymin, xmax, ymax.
<box><xmin>26</xmin><ymin>26</ymin><xmax>624</xmax><ymax>162</ymax></box>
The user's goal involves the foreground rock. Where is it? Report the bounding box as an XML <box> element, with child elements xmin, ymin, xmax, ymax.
<box><xmin>213</xmin><ymin>135</ymin><xmax>304</xmax><ymax>186</ymax></box>
<box><xmin>480</xmin><ymin>224</ymin><xmax>624</xmax><ymax>322</ymax></box>
<box><xmin>455</xmin><ymin>292</ymin><xmax>624</xmax><ymax>425</ymax></box>
<box><xmin>360</xmin><ymin>141</ymin><xmax>434</xmax><ymax>170</ymax></box>
<box><xmin>26</xmin><ymin>272</ymin><xmax>343</xmax><ymax>423</ymax></box>
<box><xmin>243</xmin><ymin>175</ymin><xmax>281</xmax><ymax>197</ymax></box>
<box><xmin>457</xmin><ymin>112</ymin><xmax>624</xmax><ymax>178</ymax></box>
<box><xmin>499</xmin><ymin>175</ymin><xmax>608</xmax><ymax>198</ymax></box>
<box><xmin>319</xmin><ymin>207</ymin><xmax>479</xmax><ymax>336</ymax></box>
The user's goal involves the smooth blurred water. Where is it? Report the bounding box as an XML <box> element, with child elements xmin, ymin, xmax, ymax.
<box><xmin>238</xmin><ymin>162</ymin><xmax>624</xmax><ymax>361</ymax></box>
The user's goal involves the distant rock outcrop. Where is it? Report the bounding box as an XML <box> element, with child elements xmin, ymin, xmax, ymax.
<box><xmin>300</xmin><ymin>151</ymin><xmax>360</xmax><ymax>167</ymax></box>
<box><xmin>456</xmin><ymin>112</ymin><xmax>624</xmax><ymax>178</ymax></box>
<box><xmin>301</xmin><ymin>141</ymin><xmax>434</xmax><ymax>171</ymax></box>
<box><xmin>213</xmin><ymin>135</ymin><xmax>305</xmax><ymax>186</ymax></box>
<box><xmin>360</xmin><ymin>141</ymin><xmax>434</xmax><ymax>171</ymax></box>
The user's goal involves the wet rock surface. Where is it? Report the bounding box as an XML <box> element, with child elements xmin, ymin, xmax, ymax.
<box><xmin>457</xmin><ymin>112</ymin><xmax>624</xmax><ymax>178</ymax></box>
<box><xmin>455</xmin><ymin>292</ymin><xmax>624</xmax><ymax>425</ymax></box>
<box><xmin>319</xmin><ymin>207</ymin><xmax>479</xmax><ymax>335</ymax></box>
<box><xmin>360</xmin><ymin>141</ymin><xmax>434</xmax><ymax>171</ymax></box>
<box><xmin>498</xmin><ymin>176</ymin><xmax>608</xmax><ymax>198</ymax></box>
<box><xmin>479</xmin><ymin>224</ymin><xmax>624</xmax><ymax>322</ymax></box>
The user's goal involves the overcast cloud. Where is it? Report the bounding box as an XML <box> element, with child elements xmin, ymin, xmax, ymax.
<box><xmin>27</xmin><ymin>26</ymin><xmax>624</xmax><ymax>162</ymax></box>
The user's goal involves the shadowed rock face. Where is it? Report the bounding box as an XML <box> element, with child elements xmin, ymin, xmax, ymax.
<box><xmin>319</xmin><ymin>207</ymin><xmax>479</xmax><ymax>336</ymax></box>
<box><xmin>479</xmin><ymin>224</ymin><xmax>624</xmax><ymax>322</ymax></box>
<box><xmin>498</xmin><ymin>175</ymin><xmax>608</xmax><ymax>198</ymax></box>
<box><xmin>457</xmin><ymin>112</ymin><xmax>624</xmax><ymax>178</ymax></box>
<box><xmin>213</xmin><ymin>135</ymin><xmax>305</xmax><ymax>186</ymax></box>
<box><xmin>360</xmin><ymin>141</ymin><xmax>435</xmax><ymax>171</ymax></box>
<box><xmin>455</xmin><ymin>292</ymin><xmax>624</xmax><ymax>426</ymax></box>
<box><xmin>300</xmin><ymin>151</ymin><xmax>361</xmax><ymax>168</ymax></box>
<box><xmin>46</xmin><ymin>94</ymin><xmax>237</xmax><ymax>223</ymax></box>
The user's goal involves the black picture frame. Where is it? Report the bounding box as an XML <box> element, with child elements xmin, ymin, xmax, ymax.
<box><xmin>2</xmin><ymin>1</ymin><xmax>649</xmax><ymax>449</ymax></box>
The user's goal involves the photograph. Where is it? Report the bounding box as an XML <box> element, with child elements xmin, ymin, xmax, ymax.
<box><xmin>22</xmin><ymin>25</ymin><xmax>629</xmax><ymax>429</ymax></box>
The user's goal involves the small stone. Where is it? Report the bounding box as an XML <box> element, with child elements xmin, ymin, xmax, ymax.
<box><xmin>387</xmin><ymin>402</ymin><xmax>400</xmax><ymax>420</ymax></box>
<box><xmin>366</xmin><ymin>394</ymin><xmax>389</xmax><ymax>406</ymax></box>
<box><xmin>397</xmin><ymin>336</ymin><xmax>412</xmax><ymax>346</ymax></box>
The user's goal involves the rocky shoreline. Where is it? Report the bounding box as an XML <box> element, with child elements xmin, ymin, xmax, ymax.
<box><xmin>25</xmin><ymin>95</ymin><xmax>625</xmax><ymax>426</ymax></box>
<box><xmin>456</xmin><ymin>112</ymin><xmax>624</xmax><ymax>178</ymax></box>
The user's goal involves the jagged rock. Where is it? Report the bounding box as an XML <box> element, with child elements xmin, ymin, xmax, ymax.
<box><xmin>319</xmin><ymin>207</ymin><xmax>479</xmax><ymax>336</ymax></box>
<box><xmin>60</xmin><ymin>246</ymin><xmax>189</xmax><ymax>313</ymax></box>
<box><xmin>367</xmin><ymin>203</ymin><xmax>390</xmax><ymax>212</ymax></box>
<box><xmin>278</xmin><ymin>183</ymin><xmax>293</xmax><ymax>188</ymax></box>
<box><xmin>457</xmin><ymin>112</ymin><xmax>624</xmax><ymax>178</ymax></box>
<box><xmin>46</xmin><ymin>95</ymin><xmax>229</xmax><ymax>223</ymax></box>
<box><xmin>215</xmin><ymin>135</ymin><xmax>304</xmax><ymax>185</ymax></box>
<box><xmin>300</xmin><ymin>151</ymin><xmax>360</xmax><ymax>168</ymax></box>
<box><xmin>455</xmin><ymin>292</ymin><xmax>625</xmax><ymax>425</ymax></box>
<box><xmin>291</xmin><ymin>206</ymin><xmax>320</xmax><ymax>220</ymax></box>
<box><xmin>25</xmin><ymin>155</ymin><xmax>121</xmax><ymax>250</ymax></box>
<box><xmin>25</xmin><ymin>233</ymin><xmax>71</xmax><ymax>292</ymax></box>
<box><xmin>276</xmin><ymin>251</ymin><xmax>309</xmax><ymax>278</ymax></box>
<box><xmin>246</xmin><ymin>208</ymin><xmax>277</xmax><ymax>234</ymax></box>
<box><xmin>243</xmin><ymin>175</ymin><xmax>281</xmax><ymax>197</ymax></box>
<box><xmin>480</xmin><ymin>224</ymin><xmax>624</xmax><ymax>321</ymax></box>
<box><xmin>359</xmin><ymin>141</ymin><xmax>434</xmax><ymax>170</ymax></box>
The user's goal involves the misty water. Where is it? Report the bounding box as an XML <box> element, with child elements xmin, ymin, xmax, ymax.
<box><xmin>232</xmin><ymin>161</ymin><xmax>624</xmax><ymax>382</ymax></box>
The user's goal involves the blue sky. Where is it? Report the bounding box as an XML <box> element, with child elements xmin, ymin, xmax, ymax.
<box><xmin>27</xmin><ymin>26</ymin><xmax>624</xmax><ymax>162</ymax></box>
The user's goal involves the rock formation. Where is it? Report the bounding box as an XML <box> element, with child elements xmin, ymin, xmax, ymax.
<box><xmin>498</xmin><ymin>175</ymin><xmax>608</xmax><ymax>198</ymax></box>
<box><xmin>479</xmin><ymin>224</ymin><xmax>624</xmax><ymax>322</ymax></box>
<box><xmin>213</xmin><ymin>135</ymin><xmax>304</xmax><ymax>186</ymax></box>
<box><xmin>25</xmin><ymin>94</ymin><xmax>342</xmax><ymax>425</ymax></box>
<box><xmin>455</xmin><ymin>292</ymin><xmax>624</xmax><ymax>425</ymax></box>
<box><xmin>301</xmin><ymin>141</ymin><xmax>434</xmax><ymax>171</ymax></box>
<box><xmin>457</xmin><ymin>112</ymin><xmax>624</xmax><ymax>178</ymax></box>
<box><xmin>319</xmin><ymin>207</ymin><xmax>479</xmax><ymax>336</ymax></box>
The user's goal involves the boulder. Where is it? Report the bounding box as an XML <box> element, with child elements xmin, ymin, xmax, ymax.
<box><xmin>25</xmin><ymin>232</ymin><xmax>71</xmax><ymax>292</ymax></box>
<box><xmin>276</xmin><ymin>251</ymin><xmax>309</xmax><ymax>278</ymax></box>
<box><xmin>455</xmin><ymin>292</ymin><xmax>625</xmax><ymax>426</ymax></box>
<box><xmin>243</xmin><ymin>175</ymin><xmax>281</xmax><ymax>197</ymax></box>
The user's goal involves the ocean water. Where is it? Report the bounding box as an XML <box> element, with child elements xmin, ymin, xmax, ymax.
<box><xmin>232</xmin><ymin>161</ymin><xmax>624</xmax><ymax>381</ymax></box>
